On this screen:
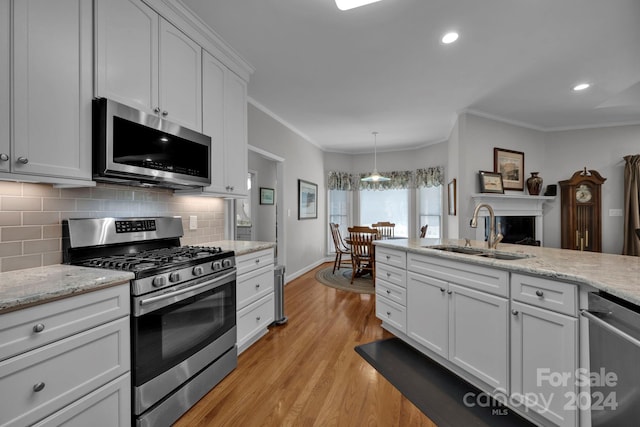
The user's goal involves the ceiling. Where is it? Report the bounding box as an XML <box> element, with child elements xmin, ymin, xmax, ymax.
<box><xmin>181</xmin><ymin>0</ymin><xmax>640</xmax><ymax>153</ymax></box>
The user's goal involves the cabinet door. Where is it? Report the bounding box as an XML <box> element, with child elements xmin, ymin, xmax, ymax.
<box><xmin>202</xmin><ymin>50</ymin><xmax>227</xmax><ymax>194</ymax></box>
<box><xmin>0</xmin><ymin>0</ymin><xmax>9</xmax><ymax>172</ymax></box>
<box><xmin>223</xmin><ymin>69</ymin><xmax>248</xmax><ymax>196</ymax></box>
<box><xmin>511</xmin><ymin>301</ymin><xmax>577</xmax><ymax>427</ymax></box>
<box><xmin>407</xmin><ymin>272</ymin><xmax>448</xmax><ymax>358</ymax></box>
<box><xmin>95</xmin><ymin>0</ymin><xmax>158</xmax><ymax>114</ymax></box>
<box><xmin>12</xmin><ymin>0</ymin><xmax>92</xmax><ymax>179</ymax></box>
<box><xmin>448</xmin><ymin>283</ymin><xmax>509</xmax><ymax>392</ymax></box>
<box><xmin>158</xmin><ymin>19</ymin><xmax>202</xmax><ymax>131</ymax></box>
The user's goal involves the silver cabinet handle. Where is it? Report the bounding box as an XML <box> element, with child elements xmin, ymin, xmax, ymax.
<box><xmin>33</xmin><ymin>323</ymin><xmax>45</xmax><ymax>333</ymax></box>
<box><xmin>255</xmin><ymin>283</ymin><xmax>260</xmax><ymax>289</ymax></box>
<box><xmin>447</xmin><ymin>290</ymin><xmax>452</xmax><ymax>295</ymax></box>
<box><xmin>386</xmin><ymin>289</ymin><xmax>391</xmax><ymax>294</ymax></box>
<box><xmin>17</xmin><ymin>157</ymin><xmax>28</xmax><ymax>164</ymax></box>
<box><xmin>161</xmin><ymin>110</ymin><xmax>168</xmax><ymax>116</ymax></box>
<box><xmin>535</xmin><ymin>290</ymin><xmax>544</xmax><ymax>297</ymax></box>
<box><xmin>256</xmin><ymin>316</ymin><xmax>261</xmax><ymax>321</ymax></box>
<box><xmin>0</xmin><ymin>153</ymin><xmax>8</xmax><ymax>161</ymax></box>
<box><xmin>386</xmin><ymin>311</ymin><xmax>391</xmax><ymax>316</ymax></box>
<box><xmin>386</xmin><ymin>255</ymin><xmax>390</xmax><ymax>260</ymax></box>
<box><xmin>386</xmin><ymin>272</ymin><xmax>391</xmax><ymax>277</ymax></box>
<box><xmin>33</xmin><ymin>382</ymin><xmax>45</xmax><ymax>392</ymax></box>
<box><xmin>440</xmin><ymin>288</ymin><xmax>446</xmax><ymax>293</ymax></box>
<box><xmin>512</xmin><ymin>309</ymin><xmax>519</xmax><ymax>315</ymax></box>
<box><xmin>153</xmin><ymin>107</ymin><xmax>161</xmax><ymax>113</ymax></box>
<box><xmin>255</xmin><ymin>259</ymin><xmax>260</xmax><ymax>264</ymax></box>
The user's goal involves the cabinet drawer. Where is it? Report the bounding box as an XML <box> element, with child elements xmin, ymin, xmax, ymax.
<box><xmin>408</xmin><ymin>253</ymin><xmax>508</xmax><ymax>297</ymax></box>
<box><xmin>375</xmin><ymin>247</ymin><xmax>406</xmax><ymax>269</ymax></box>
<box><xmin>33</xmin><ymin>373</ymin><xmax>130</xmax><ymax>427</ymax></box>
<box><xmin>0</xmin><ymin>285</ymin><xmax>129</xmax><ymax>362</ymax></box>
<box><xmin>237</xmin><ymin>293</ymin><xmax>274</xmax><ymax>347</ymax></box>
<box><xmin>511</xmin><ymin>273</ymin><xmax>577</xmax><ymax>316</ymax></box>
<box><xmin>236</xmin><ymin>248</ymin><xmax>274</xmax><ymax>276</ymax></box>
<box><xmin>376</xmin><ymin>296</ymin><xmax>406</xmax><ymax>333</ymax></box>
<box><xmin>237</xmin><ymin>265</ymin><xmax>274</xmax><ymax>309</ymax></box>
<box><xmin>0</xmin><ymin>317</ymin><xmax>130</xmax><ymax>427</ymax></box>
<box><xmin>376</xmin><ymin>279</ymin><xmax>406</xmax><ymax>306</ymax></box>
<box><xmin>375</xmin><ymin>262</ymin><xmax>406</xmax><ymax>288</ymax></box>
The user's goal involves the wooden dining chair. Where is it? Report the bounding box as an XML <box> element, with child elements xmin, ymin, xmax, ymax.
<box><xmin>347</xmin><ymin>226</ymin><xmax>378</xmax><ymax>284</ymax></box>
<box><xmin>420</xmin><ymin>224</ymin><xmax>428</xmax><ymax>238</ymax></box>
<box><xmin>372</xmin><ymin>221</ymin><xmax>395</xmax><ymax>239</ymax></box>
<box><xmin>329</xmin><ymin>223</ymin><xmax>351</xmax><ymax>273</ymax></box>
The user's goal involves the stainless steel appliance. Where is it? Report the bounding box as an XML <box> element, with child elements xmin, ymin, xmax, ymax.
<box><xmin>93</xmin><ymin>98</ymin><xmax>211</xmax><ymax>189</ymax></box>
<box><xmin>63</xmin><ymin>217</ymin><xmax>236</xmax><ymax>427</ymax></box>
<box><xmin>582</xmin><ymin>292</ymin><xmax>640</xmax><ymax>426</ymax></box>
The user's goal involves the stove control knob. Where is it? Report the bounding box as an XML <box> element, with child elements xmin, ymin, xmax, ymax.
<box><xmin>212</xmin><ymin>261</ymin><xmax>222</xmax><ymax>271</ymax></box>
<box><xmin>152</xmin><ymin>276</ymin><xmax>167</xmax><ymax>288</ymax></box>
<box><xmin>222</xmin><ymin>259</ymin><xmax>233</xmax><ymax>269</ymax></box>
<box><xmin>169</xmin><ymin>272</ymin><xmax>181</xmax><ymax>282</ymax></box>
<box><xmin>193</xmin><ymin>266</ymin><xmax>204</xmax><ymax>276</ymax></box>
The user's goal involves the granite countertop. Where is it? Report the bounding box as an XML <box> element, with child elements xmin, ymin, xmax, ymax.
<box><xmin>0</xmin><ymin>265</ymin><xmax>134</xmax><ymax>314</ymax></box>
<box><xmin>203</xmin><ymin>240</ymin><xmax>276</xmax><ymax>256</ymax></box>
<box><xmin>375</xmin><ymin>238</ymin><xmax>640</xmax><ymax>306</ymax></box>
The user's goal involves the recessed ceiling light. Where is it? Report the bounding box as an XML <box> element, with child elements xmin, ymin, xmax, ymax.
<box><xmin>335</xmin><ymin>0</ymin><xmax>383</xmax><ymax>11</ymax></box>
<box><xmin>441</xmin><ymin>32</ymin><xmax>459</xmax><ymax>44</ymax></box>
<box><xmin>573</xmin><ymin>83</ymin><xmax>591</xmax><ymax>91</ymax></box>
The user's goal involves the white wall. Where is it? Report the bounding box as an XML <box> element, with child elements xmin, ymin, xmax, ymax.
<box><xmin>543</xmin><ymin>124</ymin><xmax>640</xmax><ymax>254</ymax></box>
<box><xmin>247</xmin><ymin>104</ymin><xmax>326</xmax><ymax>280</ymax></box>
<box><xmin>456</xmin><ymin>113</ymin><xmax>546</xmax><ymax>240</ymax></box>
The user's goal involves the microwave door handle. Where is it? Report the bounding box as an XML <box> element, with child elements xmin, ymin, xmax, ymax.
<box><xmin>139</xmin><ymin>270</ymin><xmax>236</xmax><ymax>307</ymax></box>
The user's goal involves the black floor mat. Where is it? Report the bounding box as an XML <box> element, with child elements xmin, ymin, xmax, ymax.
<box><xmin>355</xmin><ymin>337</ymin><xmax>536</xmax><ymax>427</ymax></box>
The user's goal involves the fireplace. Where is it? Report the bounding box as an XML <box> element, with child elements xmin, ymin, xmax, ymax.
<box><xmin>471</xmin><ymin>194</ymin><xmax>554</xmax><ymax>246</ymax></box>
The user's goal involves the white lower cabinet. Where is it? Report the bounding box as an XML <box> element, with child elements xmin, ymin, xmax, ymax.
<box><xmin>0</xmin><ymin>285</ymin><xmax>130</xmax><ymax>427</ymax></box>
<box><xmin>236</xmin><ymin>248</ymin><xmax>275</xmax><ymax>354</ymax></box>
<box><xmin>405</xmin><ymin>258</ymin><xmax>509</xmax><ymax>393</ymax></box>
<box><xmin>511</xmin><ymin>274</ymin><xmax>578</xmax><ymax>427</ymax></box>
<box><xmin>379</xmin><ymin>248</ymin><xmax>582</xmax><ymax>427</ymax></box>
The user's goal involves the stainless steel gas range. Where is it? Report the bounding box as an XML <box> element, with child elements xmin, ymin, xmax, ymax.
<box><xmin>63</xmin><ymin>217</ymin><xmax>237</xmax><ymax>427</ymax></box>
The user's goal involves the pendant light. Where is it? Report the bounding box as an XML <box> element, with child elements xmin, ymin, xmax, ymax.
<box><xmin>335</xmin><ymin>0</ymin><xmax>383</xmax><ymax>11</ymax></box>
<box><xmin>361</xmin><ymin>132</ymin><xmax>390</xmax><ymax>182</ymax></box>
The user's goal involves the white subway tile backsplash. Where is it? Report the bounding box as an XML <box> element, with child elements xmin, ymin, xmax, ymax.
<box><xmin>0</xmin><ymin>182</ymin><xmax>226</xmax><ymax>271</ymax></box>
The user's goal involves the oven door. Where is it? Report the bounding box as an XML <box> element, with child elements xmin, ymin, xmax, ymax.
<box><xmin>131</xmin><ymin>269</ymin><xmax>236</xmax><ymax>413</ymax></box>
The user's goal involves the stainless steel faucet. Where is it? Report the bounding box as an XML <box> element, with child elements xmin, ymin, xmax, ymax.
<box><xmin>470</xmin><ymin>203</ymin><xmax>503</xmax><ymax>249</ymax></box>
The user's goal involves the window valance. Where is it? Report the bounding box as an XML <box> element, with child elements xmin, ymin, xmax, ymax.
<box><xmin>415</xmin><ymin>166</ymin><xmax>444</xmax><ymax>188</ymax></box>
<box><xmin>328</xmin><ymin>166</ymin><xmax>444</xmax><ymax>191</ymax></box>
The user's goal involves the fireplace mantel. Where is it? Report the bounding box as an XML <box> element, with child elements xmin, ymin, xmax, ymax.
<box><xmin>470</xmin><ymin>193</ymin><xmax>556</xmax><ymax>244</ymax></box>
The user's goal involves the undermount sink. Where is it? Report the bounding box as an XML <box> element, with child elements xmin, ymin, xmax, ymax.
<box><xmin>425</xmin><ymin>245</ymin><xmax>533</xmax><ymax>261</ymax></box>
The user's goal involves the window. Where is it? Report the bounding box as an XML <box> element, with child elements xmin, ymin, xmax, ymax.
<box><xmin>360</xmin><ymin>189</ymin><xmax>409</xmax><ymax>237</ymax></box>
<box><xmin>328</xmin><ymin>189</ymin><xmax>350</xmax><ymax>252</ymax></box>
<box><xmin>418</xmin><ymin>185</ymin><xmax>442</xmax><ymax>238</ymax></box>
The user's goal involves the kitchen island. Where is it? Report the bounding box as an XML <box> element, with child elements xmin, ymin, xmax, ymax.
<box><xmin>373</xmin><ymin>238</ymin><xmax>640</xmax><ymax>427</ymax></box>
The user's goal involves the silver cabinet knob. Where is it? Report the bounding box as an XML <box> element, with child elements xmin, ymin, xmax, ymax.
<box><xmin>440</xmin><ymin>288</ymin><xmax>446</xmax><ymax>293</ymax></box>
<box><xmin>33</xmin><ymin>382</ymin><xmax>45</xmax><ymax>392</ymax></box>
<box><xmin>153</xmin><ymin>107</ymin><xmax>161</xmax><ymax>113</ymax></box>
<box><xmin>255</xmin><ymin>283</ymin><xmax>261</xmax><ymax>289</ymax></box>
<box><xmin>535</xmin><ymin>290</ymin><xmax>544</xmax><ymax>297</ymax></box>
<box><xmin>256</xmin><ymin>316</ymin><xmax>261</xmax><ymax>321</ymax></box>
<box><xmin>0</xmin><ymin>153</ymin><xmax>8</xmax><ymax>161</ymax></box>
<box><xmin>386</xmin><ymin>311</ymin><xmax>391</xmax><ymax>316</ymax></box>
<box><xmin>161</xmin><ymin>111</ymin><xmax>168</xmax><ymax>116</ymax></box>
<box><xmin>33</xmin><ymin>323</ymin><xmax>45</xmax><ymax>333</ymax></box>
<box><xmin>512</xmin><ymin>309</ymin><xmax>519</xmax><ymax>315</ymax></box>
<box><xmin>386</xmin><ymin>289</ymin><xmax>391</xmax><ymax>294</ymax></box>
<box><xmin>447</xmin><ymin>290</ymin><xmax>452</xmax><ymax>295</ymax></box>
<box><xmin>17</xmin><ymin>156</ymin><xmax>29</xmax><ymax>164</ymax></box>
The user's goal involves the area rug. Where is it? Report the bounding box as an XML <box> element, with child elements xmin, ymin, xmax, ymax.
<box><xmin>314</xmin><ymin>266</ymin><xmax>375</xmax><ymax>294</ymax></box>
<box><xmin>355</xmin><ymin>338</ymin><xmax>535</xmax><ymax>427</ymax></box>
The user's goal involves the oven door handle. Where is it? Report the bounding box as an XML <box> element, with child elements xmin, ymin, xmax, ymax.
<box><xmin>139</xmin><ymin>270</ymin><xmax>236</xmax><ymax>307</ymax></box>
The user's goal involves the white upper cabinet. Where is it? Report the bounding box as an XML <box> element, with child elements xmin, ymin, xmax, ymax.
<box><xmin>95</xmin><ymin>0</ymin><xmax>202</xmax><ymax>132</ymax></box>
<box><xmin>191</xmin><ymin>50</ymin><xmax>248</xmax><ymax>197</ymax></box>
<box><xmin>5</xmin><ymin>0</ymin><xmax>92</xmax><ymax>182</ymax></box>
<box><xmin>0</xmin><ymin>0</ymin><xmax>9</xmax><ymax>173</ymax></box>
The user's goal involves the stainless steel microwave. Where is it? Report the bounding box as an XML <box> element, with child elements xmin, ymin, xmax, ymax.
<box><xmin>93</xmin><ymin>98</ymin><xmax>211</xmax><ymax>189</ymax></box>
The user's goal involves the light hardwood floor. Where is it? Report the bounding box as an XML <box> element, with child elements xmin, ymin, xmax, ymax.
<box><xmin>174</xmin><ymin>263</ymin><xmax>436</xmax><ymax>427</ymax></box>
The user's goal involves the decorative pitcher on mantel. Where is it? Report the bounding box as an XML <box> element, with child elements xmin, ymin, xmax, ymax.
<box><xmin>526</xmin><ymin>172</ymin><xmax>543</xmax><ymax>195</ymax></box>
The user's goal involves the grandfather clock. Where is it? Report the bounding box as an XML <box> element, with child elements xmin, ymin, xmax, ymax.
<box><xmin>559</xmin><ymin>168</ymin><xmax>606</xmax><ymax>252</ymax></box>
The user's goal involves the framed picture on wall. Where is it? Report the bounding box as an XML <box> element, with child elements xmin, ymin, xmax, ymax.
<box><xmin>448</xmin><ymin>179</ymin><xmax>457</xmax><ymax>215</ymax></box>
<box><xmin>298</xmin><ymin>179</ymin><xmax>318</xmax><ymax>219</ymax></box>
<box><xmin>494</xmin><ymin>147</ymin><xmax>524</xmax><ymax>190</ymax></box>
<box><xmin>260</xmin><ymin>187</ymin><xmax>274</xmax><ymax>205</ymax></box>
<box><xmin>479</xmin><ymin>170</ymin><xmax>504</xmax><ymax>194</ymax></box>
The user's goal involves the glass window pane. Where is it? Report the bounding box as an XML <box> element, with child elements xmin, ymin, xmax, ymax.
<box><xmin>360</xmin><ymin>189</ymin><xmax>409</xmax><ymax>237</ymax></box>
<box><xmin>419</xmin><ymin>186</ymin><xmax>443</xmax><ymax>238</ymax></box>
<box><xmin>328</xmin><ymin>190</ymin><xmax>350</xmax><ymax>252</ymax></box>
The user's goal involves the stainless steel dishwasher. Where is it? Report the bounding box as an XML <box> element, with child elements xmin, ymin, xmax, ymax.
<box><xmin>581</xmin><ymin>292</ymin><xmax>640</xmax><ymax>426</ymax></box>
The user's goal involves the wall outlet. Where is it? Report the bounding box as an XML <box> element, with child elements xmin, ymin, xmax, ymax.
<box><xmin>189</xmin><ymin>215</ymin><xmax>198</xmax><ymax>230</ymax></box>
<box><xmin>609</xmin><ymin>209</ymin><xmax>623</xmax><ymax>217</ymax></box>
